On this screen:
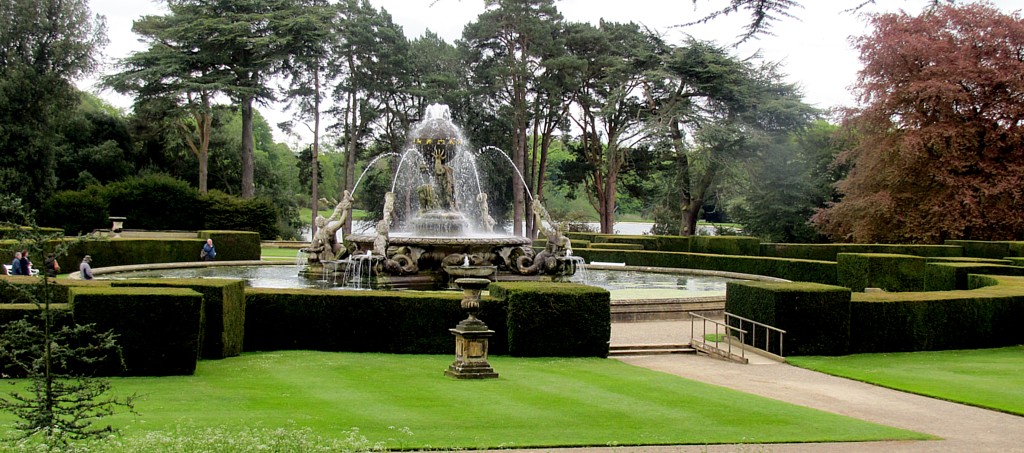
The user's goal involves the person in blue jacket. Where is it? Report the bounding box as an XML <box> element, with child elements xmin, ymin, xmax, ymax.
<box><xmin>201</xmin><ymin>239</ymin><xmax>216</xmax><ymax>261</ymax></box>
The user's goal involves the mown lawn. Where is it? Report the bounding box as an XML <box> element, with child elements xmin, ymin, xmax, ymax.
<box><xmin>261</xmin><ymin>246</ymin><xmax>303</xmax><ymax>261</ymax></box>
<box><xmin>2</xmin><ymin>352</ymin><xmax>929</xmax><ymax>451</ymax></box>
<box><xmin>789</xmin><ymin>346</ymin><xmax>1024</xmax><ymax>416</ymax></box>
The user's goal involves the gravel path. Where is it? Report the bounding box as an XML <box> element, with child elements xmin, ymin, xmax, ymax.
<box><xmin>473</xmin><ymin>320</ymin><xmax>1024</xmax><ymax>453</ymax></box>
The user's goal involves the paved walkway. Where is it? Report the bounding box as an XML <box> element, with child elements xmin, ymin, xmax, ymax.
<box><xmin>475</xmin><ymin>320</ymin><xmax>1024</xmax><ymax>453</ymax></box>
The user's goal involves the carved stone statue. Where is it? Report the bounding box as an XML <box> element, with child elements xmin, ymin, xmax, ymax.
<box><xmin>515</xmin><ymin>199</ymin><xmax>573</xmax><ymax>275</ymax></box>
<box><xmin>307</xmin><ymin>190</ymin><xmax>354</xmax><ymax>263</ymax></box>
<box><xmin>373</xmin><ymin>192</ymin><xmax>396</xmax><ymax>257</ymax></box>
<box><xmin>431</xmin><ymin>147</ymin><xmax>457</xmax><ymax>210</ymax></box>
<box><xmin>532</xmin><ymin>198</ymin><xmax>572</xmax><ymax>256</ymax></box>
<box><xmin>477</xmin><ymin>192</ymin><xmax>496</xmax><ymax>233</ymax></box>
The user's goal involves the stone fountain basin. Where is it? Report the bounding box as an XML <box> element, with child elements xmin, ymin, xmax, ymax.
<box><xmin>347</xmin><ymin>234</ymin><xmax>532</xmax><ymax>247</ymax></box>
<box><xmin>443</xmin><ymin>264</ymin><xmax>497</xmax><ymax>279</ymax></box>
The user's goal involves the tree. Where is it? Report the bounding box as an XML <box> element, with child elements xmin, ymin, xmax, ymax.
<box><xmin>813</xmin><ymin>4</ymin><xmax>1024</xmax><ymax>243</ymax></box>
<box><xmin>685</xmin><ymin>0</ymin><xmax>953</xmax><ymax>42</ymax></box>
<box><xmin>53</xmin><ymin>94</ymin><xmax>138</xmax><ymax>191</ymax></box>
<box><xmin>646</xmin><ymin>40</ymin><xmax>814</xmax><ymax>236</ymax></box>
<box><xmin>138</xmin><ymin>0</ymin><xmax>300</xmax><ymax>199</ymax></box>
<box><xmin>462</xmin><ymin>0</ymin><xmax>563</xmax><ymax>235</ymax></box>
<box><xmin>0</xmin><ymin>215</ymin><xmax>135</xmax><ymax>448</ymax></box>
<box><xmin>0</xmin><ymin>0</ymin><xmax>106</xmax><ymax>209</ymax></box>
<box><xmin>328</xmin><ymin>0</ymin><xmax>411</xmax><ymax>233</ymax></box>
<box><xmin>104</xmin><ymin>7</ymin><xmax>223</xmax><ymax>194</ymax></box>
<box><xmin>549</xmin><ymin>21</ymin><xmax>658</xmax><ymax>234</ymax></box>
<box><xmin>725</xmin><ymin>121</ymin><xmax>846</xmax><ymax>242</ymax></box>
<box><xmin>278</xmin><ymin>0</ymin><xmax>339</xmax><ymax>235</ymax></box>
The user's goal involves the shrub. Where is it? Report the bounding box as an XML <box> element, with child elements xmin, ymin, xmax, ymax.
<box><xmin>726</xmin><ymin>281</ymin><xmax>851</xmax><ymax>356</ymax></box>
<box><xmin>837</xmin><ymin>253</ymin><xmax>926</xmax><ymax>292</ymax></box>
<box><xmin>200</xmin><ymin>190</ymin><xmax>279</xmax><ymax>239</ymax></box>
<box><xmin>36</xmin><ymin>187</ymin><xmax>107</xmax><ymax>234</ymax></box>
<box><xmin>104</xmin><ymin>174</ymin><xmax>201</xmax><ymax>231</ymax></box>
<box><xmin>490</xmin><ymin>282</ymin><xmax>610</xmax><ymax>358</ymax></box>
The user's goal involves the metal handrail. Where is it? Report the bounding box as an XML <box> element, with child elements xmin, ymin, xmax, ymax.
<box><xmin>725</xmin><ymin>312</ymin><xmax>787</xmax><ymax>357</ymax></box>
<box><xmin>689</xmin><ymin>312</ymin><xmax>747</xmax><ymax>362</ymax></box>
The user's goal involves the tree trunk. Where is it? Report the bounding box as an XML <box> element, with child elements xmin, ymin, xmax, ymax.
<box><xmin>311</xmin><ymin>72</ymin><xmax>321</xmax><ymax>238</ymax></box>
<box><xmin>240</xmin><ymin>95</ymin><xmax>255</xmax><ymax>199</ymax></box>
<box><xmin>344</xmin><ymin>92</ymin><xmax>358</xmax><ymax>235</ymax></box>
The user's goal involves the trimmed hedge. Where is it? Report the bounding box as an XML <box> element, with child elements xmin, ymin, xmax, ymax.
<box><xmin>243</xmin><ymin>288</ymin><xmax>489</xmax><ymax>354</ymax></box>
<box><xmin>944</xmin><ymin>240</ymin><xmax>1024</xmax><ymax>259</ymax></box>
<box><xmin>111</xmin><ymin>278</ymin><xmax>246</xmax><ymax>359</ymax></box>
<box><xmin>924</xmin><ymin>263</ymin><xmax>1024</xmax><ymax>291</ymax></box>
<box><xmin>574</xmin><ymin>249</ymin><xmax>837</xmax><ymax>284</ymax></box>
<box><xmin>0</xmin><ymin>276</ymin><xmax>111</xmax><ymax>305</ymax></box>
<box><xmin>490</xmin><ymin>282</ymin><xmax>610</xmax><ymax>358</ymax></box>
<box><xmin>0</xmin><ymin>226</ymin><xmax>64</xmax><ymax>240</ymax></box>
<box><xmin>726</xmin><ymin>281</ymin><xmax>851</xmax><ymax>356</ymax></box>
<box><xmin>761</xmin><ymin>243</ymin><xmax>963</xmax><ymax>261</ymax></box>
<box><xmin>533</xmin><ymin>239</ymin><xmax>593</xmax><ymax>249</ymax></box>
<box><xmin>691</xmin><ymin>236</ymin><xmax>761</xmax><ymax>256</ymax></box>
<box><xmin>198</xmin><ymin>230</ymin><xmax>262</xmax><ymax>261</ymax></box>
<box><xmin>849</xmin><ymin>279</ymin><xmax>1024</xmax><ymax>353</ymax></box>
<box><xmin>61</xmin><ymin>233</ymin><xmax>260</xmax><ymax>269</ymax></box>
<box><xmin>69</xmin><ymin>286</ymin><xmax>204</xmax><ymax>376</ymax></box>
<box><xmin>837</xmin><ymin>253</ymin><xmax>926</xmax><ymax>292</ymax></box>
<box><xmin>590</xmin><ymin>242</ymin><xmax>644</xmax><ymax>251</ymax></box>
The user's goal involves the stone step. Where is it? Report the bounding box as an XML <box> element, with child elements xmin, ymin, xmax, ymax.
<box><xmin>608</xmin><ymin>344</ymin><xmax>697</xmax><ymax>356</ymax></box>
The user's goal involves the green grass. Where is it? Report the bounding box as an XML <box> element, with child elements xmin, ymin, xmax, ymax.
<box><xmin>261</xmin><ymin>246</ymin><xmax>303</xmax><ymax>261</ymax></box>
<box><xmin>297</xmin><ymin>207</ymin><xmax>369</xmax><ymax>225</ymax></box>
<box><xmin>789</xmin><ymin>346</ymin><xmax>1024</xmax><ymax>416</ymax></box>
<box><xmin>1</xmin><ymin>352</ymin><xmax>928</xmax><ymax>451</ymax></box>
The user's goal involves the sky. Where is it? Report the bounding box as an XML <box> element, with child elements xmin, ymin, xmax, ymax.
<box><xmin>80</xmin><ymin>0</ymin><xmax>1024</xmax><ymax>145</ymax></box>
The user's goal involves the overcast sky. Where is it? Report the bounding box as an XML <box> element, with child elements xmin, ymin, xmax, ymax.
<box><xmin>81</xmin><ymin>0</ymin><xmax>1024</xmax><ymax>145</ymax></box>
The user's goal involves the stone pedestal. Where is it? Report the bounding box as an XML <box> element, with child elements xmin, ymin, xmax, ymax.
<box><xmin>445</xmin><ymin>278</ymin><xmax>498</xmax><ymax>379</ymax></box>
<box><xmin>109</xmin><ymin>216</ymin><xmax>126</xmax><ymax>238</ymax></box>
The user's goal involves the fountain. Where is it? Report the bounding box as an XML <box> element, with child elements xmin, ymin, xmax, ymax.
<box><xmin>300</xmin><ymin>104</ymin><xmax>576</xmax><ymax>289</ymax></box>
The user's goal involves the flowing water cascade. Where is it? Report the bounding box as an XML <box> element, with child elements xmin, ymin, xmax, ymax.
<box><xmin>300</xmin><ymin>103</ymin><xmax>579</xmax><ymax>289</ymax></box>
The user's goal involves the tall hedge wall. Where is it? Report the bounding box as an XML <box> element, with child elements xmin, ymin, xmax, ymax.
<box><xmin>197</xmin><ymin>230</ymin><xmax>262</xmax><ymax>261</ymax></box>
<box><xmin>69</xmin><ymin>286</ymin><xmax>204</xmax><ymax>376</ymax></box>
<box><xmin>837</xmin><ymin>253</ymin><xmax>926</xmax><ymax>292</ymax></box>
<box><xmin>726</xmin><ymin>281</ymin><xmax>851</xmax><ymax>356</ymax></box>
<box><xmin>489</xmin><ymin>282</ymin><xmax>610</xmax><ymax>358</ymax></box>
<box><xmin>924</xmin><ymin>263</ymin><xmax>1024</xmax><ymax>291</ymax></box>
<box><xmin>60</xmin><ymin>232</ymin><xmax>260</xmax><ymax>269</ymax></box>
<box><xmin>690</xmin><ymin>236</ymin><xmax>761</xmax><ymax>256</ymax></box>
<box><xmin>111</xmin><ymin>278</ymin><xmax>246</xmax><ymax>359</ymax></box>
<box><xmin>849</xmin><ymin>282</ymin><xmax>1024</xmax><ymax>353</ymax></box>
<box><xmin>760</xmin><ymin>243</ymin><xmax>963</xmax><ymax>261</ymax></box>
<box><xmin>574</xmin><ymin>249</ymin><xmax>837</xmax><ymax>284</ymax></box>
<box><xmin>944</xmin><ymin>240</ymin><xmax>1024</xmax><ymax>259</ymax></box>
<box><xmin>242</xmin><ymin>288</ymin><xmax>492</xmax><ymax>354</ymax></box>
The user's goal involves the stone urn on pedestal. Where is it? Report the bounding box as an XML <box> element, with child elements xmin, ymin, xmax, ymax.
<box><xmin>445</xmin><ymin>277</ymin><xmax>498</xmax><ymax>379</ymax></box>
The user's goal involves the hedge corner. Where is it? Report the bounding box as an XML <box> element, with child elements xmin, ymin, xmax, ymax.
<box><xmin>726</xmin><ymin>281</ymin><xmax>851</xmax><ymax>356</ymax></box>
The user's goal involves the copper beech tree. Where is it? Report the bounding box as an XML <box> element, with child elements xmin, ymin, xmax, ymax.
<box><xmin>813</xmin><ymin>3</ymin><xmax>1024</xmax><ymax>243</ymax></box>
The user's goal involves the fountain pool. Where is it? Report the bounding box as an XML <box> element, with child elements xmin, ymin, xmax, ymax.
<box><xmin>96</xmin><ymin>263</ymin><xmax>746</xmax><ymax>298</ymax></box>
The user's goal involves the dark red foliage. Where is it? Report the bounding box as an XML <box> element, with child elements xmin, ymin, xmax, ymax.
<box><xmin>814</xmin><ymin>3</ymin><xmax>1024</xmax><ymax>243</ymax></box>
